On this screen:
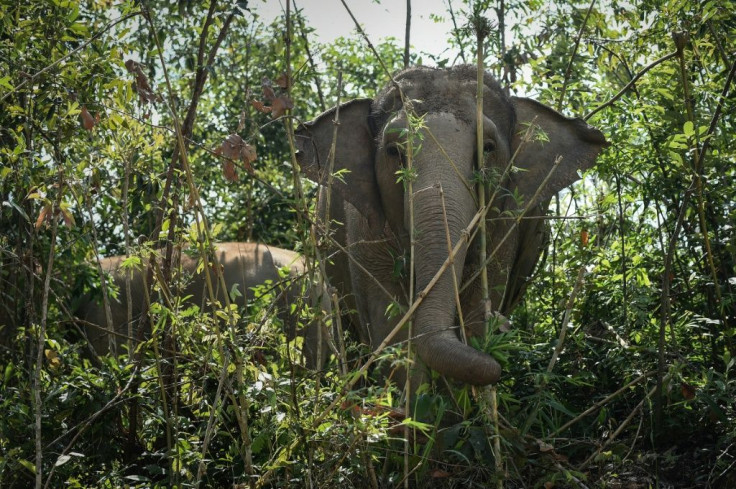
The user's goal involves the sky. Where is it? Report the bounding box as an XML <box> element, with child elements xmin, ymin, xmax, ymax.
<box><xmin>250</xmin><ymin>0</ymin><xmax>459</xmax><ymax>60</ymax></box>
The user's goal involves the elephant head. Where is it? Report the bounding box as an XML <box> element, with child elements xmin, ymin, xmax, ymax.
<box><xmin>295</xmin><ymin>65</ymin><xmax>607</xmax><ymax>385</ymax></box>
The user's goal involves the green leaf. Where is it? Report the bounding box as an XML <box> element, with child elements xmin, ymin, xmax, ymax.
<box><xmin>683</xmin><ymin>121</ymin><xmax>694</xmax><ymax>138</ymax></box>
<box><xmin>18</xmin><ymin>458</ymin><xmax>35</xmax><ymax>474</ymax></box>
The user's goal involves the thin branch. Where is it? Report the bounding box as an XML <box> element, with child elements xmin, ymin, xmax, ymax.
<box><xmin>404</xmin><ymin>0</ymin><xmax>411</xmax><ymax>68</ymax></box>
<box><xmin>546</xmin><ymin>266</ymin><xmax>586</xmax><ymax>373</ymax></box>
<box><xmin>140</xmin><ymin>3</ymin><xmax>243</xmax><ymax>484</ymax></box>
<box><xmin>584</xmin><ymin>51</ymin><xmax>679</xmax><ymax>121</ymax></box>
<box><xmin>339</xmin><ymin>0</ymin><xmax>400</xmax><ymax>88</ymax></box>
<box><xmin>656</xmin><ymin>182</ymin><xmax>693</xmax><ymax>437</ymax></box>
<box><xmin>496</xmin><ymin>0</ymin><xmax>507</xmax><ymax>91</ymax></box>
<box><xmin>445</xmin><ymin>0</ymin><xmax>467</xmax><ymax>64</ymax></box>
<box><xmin>580</xmin><ymin>377</ymin><xmax>667</xmax><ymax>470</ymax></box>
<box><xmin>292</xmin><ymin>0</ymin><xmax>326</xmax><ymax>111</ymax></box>
<box><xmin>548</xmin><ymin>371</ymin><xmax>654</xmax><ymax>438</ymax></box>
<box><xmin>557</xmin><ymin>0</ymin><xmax>596</xmax><ymax>111</ymax></box>
<box><xmin>695</xmin><ymin>54</ymin><xmax>736</xmax><ymax>171</ymax></box>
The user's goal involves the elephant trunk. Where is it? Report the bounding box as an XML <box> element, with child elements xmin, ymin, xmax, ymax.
<box><xmin>410</xmin><ymin>181</ymin><xmax>502</xmax><ymax>386</ymax></box>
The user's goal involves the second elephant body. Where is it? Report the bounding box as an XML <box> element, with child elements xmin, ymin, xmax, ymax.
<box><xmin>77</xmin><ymin>242</ymin><xmax>330</xmax><ymax>366</ymax></box>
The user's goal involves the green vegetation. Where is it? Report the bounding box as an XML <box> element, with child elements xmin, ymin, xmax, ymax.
<box><xmin>1</xmin><ymin>0</ymin><xmax>734</xmax><ymax>487</ymax></box>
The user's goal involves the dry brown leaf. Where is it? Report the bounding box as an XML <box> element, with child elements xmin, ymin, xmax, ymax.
<box><xmin>262</xmin><ymin>85</ymin><xmax>276</xmax><ymax>102</ymax></box>
<box><xmin>681</xmin><ymin>382</ymin><xmax>696</xmax><ymax>400</ymax></box>
<box><xmin>223</xmin><ymin>160</ymin><xmax>238</xmax><ymax>182</ymax></box>
<box><xmin>250</xmin><ymin>99</ymin><xmax>272</xmax><ymax>114</ymax></box>
<box><xmin>270</xmin><ymin>94</ymin><xmax>294</xmax><ymax>118</ymax></box>
<box><xmin>429</xmin><ymin>469</ymin><xmax>450</xmax><ymax>478</ymax></box>
<box><xmin>240</xmin><ymin>143</ymin><xmax>257</xmax><ymax>165</ymax></box>
<box><xmin>35</xmin><ymin>205</ymin><xmax>49</xmax><ymax>230</ymax></box>
<box><xmin>537</xmin><ymin>440</ymin><xmax>554</xmax><ymax>453</ymax></box>
<box><xmin>217</xmin><ymin>134</ymin><xmax>256</xmax><ymax>179</ymax></box>
<box><xmin>220</xmin><ymin>133</ymin><xmax>244</xmax><ymax>160</ymax></box>
<box><xmin>80</xmin><ymin>106</ymin><xmax>97</xmax><ymax>131</ymax></box>
<box><xmin>274</xmin><ymin>73</ymin><xmax>290</xmax><ymax>89</ymax></box>
<box><xmin>125</xmin><ymin>59</ymin><xmax>159</xmax><ymax>104</ymax></box>
<box><xmin>60</xmin><ymin>207</ymin><xmax>75</xmax><ymax>228</ymax></box>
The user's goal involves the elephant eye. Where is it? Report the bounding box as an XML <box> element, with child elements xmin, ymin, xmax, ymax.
<box><xmin>386</xmin><ymin>144</ymin><xmax>403</xmax><ymax>159</ymax></box>
<box><xmin>483</xmin><ymin>140</ymin><xmax>496</xmax><ymax>154</ymax></box>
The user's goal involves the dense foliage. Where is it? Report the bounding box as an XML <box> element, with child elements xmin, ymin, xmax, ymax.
<box><xmin>1</xmin><ymin>0</ymin><xmax>734</xmax><ymax>487</ymax></box>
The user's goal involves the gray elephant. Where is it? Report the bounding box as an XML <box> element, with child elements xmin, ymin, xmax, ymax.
<box><xmin>295</xmin><ymin>65</ymin><xmax>607</xmax><ymax>385</ymax></box>
<box><xmin>76</xmin><ymin>242</ymin><xmax>331</xmax><ymax>367</ymax></box>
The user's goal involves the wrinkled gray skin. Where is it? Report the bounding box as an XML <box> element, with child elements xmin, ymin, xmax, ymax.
<box><xmin>296</xmin><ymin>65</ymin><xmax>607</xmax><ymax>385</ymax></box>
<box><xmin>77</xmin><ymin>242</ymin><xmax>330</xmax><ymax>367</ymax></box>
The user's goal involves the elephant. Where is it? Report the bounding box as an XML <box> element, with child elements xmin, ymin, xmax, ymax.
<box><xmin>295</xmin><ymin>65</ymin><xmax>607</xmax><ymax>386</ymax></box>
<box><xmin>76</xmin><ymin>242</ymin><xmax>331</xmax><ymax>367</ymax></box>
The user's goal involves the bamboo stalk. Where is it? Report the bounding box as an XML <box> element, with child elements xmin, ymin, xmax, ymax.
<box><xmin>34</xmin><ymin>171</ymin><xmax>63</xmax><ymax>489</ymax></box>
<box><xmin>403</xmin><ymin>100</ymin><xmax>417</xmax><ymax>489</ymax></box>
<box><xmin>471</xmin><ymin>9</ymin><xmax>504</xmax><ymax>485</ymax></box>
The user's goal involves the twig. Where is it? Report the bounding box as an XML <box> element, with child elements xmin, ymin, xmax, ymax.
<box><xmin>546</xmin><ymin>266</ymin><xmax>586</xmax><ymax>373</ymax></box>
<box><xmin>496</xmin><ymin>0</ymin><xmax>507</xmax><ymax>90</ymax></box>
<box><xmin>579</xmin><ymin>377</ymin><xmax>665</xmax><ymax>470</ymax></box>
<box><xmin>404</xmin><ymin>0</ymin><xmax>411</xmax><ymax>68</ymax></box>
<box><xmin>292</xmin><ymin>0</ymin><xmax>326</xmax><ymax>111</ymax></box>
<box><xmin>140</xmin><ymin>2</ymin><xmax>242</xmax><ymax>484</ymax></box>
<box><xmin>615</xmin><ymin>173</ymin><xmax>628</xmax><ymax>329</ymax></box>
<box><xmin>548</xmin><ymin>371</ymin><xmax>654</xmax><ymax>438</ymax></box>
<box><xmin>402</xmin><ymin>76</ymin><xmax>417</xmax><ymax>489</ymax></box>
<box><xmin>339</xmin><ymin>0</ymin><xmax>401</xmax><ymax>90</ymax></box>
<box><xmin>439</xmin><ymin>185</ymin><xmax>467</xmax><ymax>343</ymax></box>
<box><xmin>557</xmin><ymin>0</ymin><xmax>596</xmax><ymax>110</ymax></box>
<box><xmin>521</xmin><ymin>264</ymin><xmax>586</xmax><ymax>435</ymax></box>
<box><xmin>584</xmin><ymin>51</ymin><xmax>678</xmax><ymax>121</ymax></box>
<box><xmin>445</xmin><ymin>0</ymin><xmax>467</xmax><ymax>64</ymax></box>
<box><xmin>696</xmin><ymin>55</ymin><xmax>736</xmax><ymax>171</ymax></box>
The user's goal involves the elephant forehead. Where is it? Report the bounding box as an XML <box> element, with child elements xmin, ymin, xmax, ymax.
<box><xmin>373</xmin><ymin>65</ymin><xmax>515</xmax><ymax>139</ymax></box>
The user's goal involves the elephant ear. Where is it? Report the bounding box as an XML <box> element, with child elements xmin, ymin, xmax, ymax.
<box><xmin>508</xmin><ymin>97</ymin><xmax>608</xmax><ymax>207</ymax></box>
<box><xmin>295</xmin><ymin>98</ymin><xmax>384</xmax><ymax>232</ymax></box>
